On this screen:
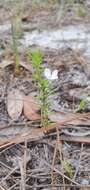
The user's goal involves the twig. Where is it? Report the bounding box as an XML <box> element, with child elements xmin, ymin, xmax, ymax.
<box><xmin>73</xmin><ymin>143</ymin><xmax>83</xmax><ymax>181</ymax></box>
<box><xmin>0</xmin><ymin>185</ymin><xmax>6</xmax><ymax>190</ymax></box>
<box><xmin>19</xmin><ymin>158</ymin><xmax>26</xmax><ymax>190</ymax></box>
<box><xmin>56</xmin><ymin>125</ymin><xmax>65</xmax><ymax>190</ymax></box>
<box><xmin>0</xmin><ymin>166</ymin><xmax>18</xmax><ymax>185</ymax></box>
<box><xmin>51</xmin><ymin>139</ymin><xmax>57</xmax><ymax>190</ymax></box>
<box><xmin>42</xmin><ymin>159</ymin><xmax>79</xmax><ymax>185</ymax></box>
<box><xmin>8</xmin><ymin>181</ymin><xmax>19</xmax><ymax>190</ymax></box>
<box><xmin>0</xmin><ymin>161</ymin><xmax>12</xmax><ymax>170</ymax></box>
<box><xmin>14</xmin><ymin>184</ymin><xmax>90</xmax><ymax>189</ymax></box>
<box><xmin>61</xmin><ymin>135</ymin><xmax>90</xmax><ymax>144</ymax></box>
<box><xmin>0</xmin><ymin>112</ymin><xmax>90</xmax><ymax>147</ymax></box>
<box><xmin>23</xmin><ymin>140</ymin><xmax>27</xmax><ymax>180</ymax></box>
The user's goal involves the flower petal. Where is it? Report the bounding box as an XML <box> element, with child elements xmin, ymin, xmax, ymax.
<box><xmin>51</xmin><ymin>70</ymin><xmax>58</xmax><ymax>80</ymax></box>
<box><xmin>44</xmin><ymin>68</ymin><xmax>52</xmax><ymax>79</ymax></box>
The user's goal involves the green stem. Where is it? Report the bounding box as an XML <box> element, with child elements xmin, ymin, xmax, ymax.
<box><xmin>11</xmin><ymin>22</ymin><xmax>20</xmax><ymax>71</ymax></box>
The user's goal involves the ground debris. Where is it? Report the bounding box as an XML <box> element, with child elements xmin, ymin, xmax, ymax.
<box><xmin>0</xmin><ymin>1</ymin><xmax>90</xmax><ymax>189</ymax></box>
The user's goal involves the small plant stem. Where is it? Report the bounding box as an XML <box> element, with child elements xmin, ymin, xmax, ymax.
<box><xmin>11</xmin><ymin>22</ymin><xmax>20</xmax><ymax>72</ymax></box>
<box><xmin>29</xmin><ymin>50</ymin><xmax>50</xmax><ymax>127</ymax></box>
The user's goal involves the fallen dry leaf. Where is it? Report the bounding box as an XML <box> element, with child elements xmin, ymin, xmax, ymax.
<box><xmin>48</xmin><ymin>111</ymin><xmax>66</xmax><ymax>122</ymax></box>
<box><xmin>23</xmin><ymin>95</ymin><xmax>40</xmax><ymax>120</ymax></box>
<box><xmin>7</xmin><ymin>89</ymin><xmax>23</xmax><ymax>120</ymax></box>
<box><xmin>48</xmin><ymin>111</ymin><xmax>90</xmax><ymax>126</ymax></box>
<box><xmin>0</xmin><ymin>60</ymin><xmax>13</xmax><ymax>69</ymax></box>
<box><xmin>19</xmin><ymin>61</ymin><xmax>33</xmax><ymax>72</ymax></box>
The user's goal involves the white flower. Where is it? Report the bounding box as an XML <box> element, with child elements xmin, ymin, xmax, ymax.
<box><xmin>44</xmin><ymin>68</ymin><xmax>58</xmax><ymax>80</ymax></box>
<box><xmin>86</xmin><ymin>97</ymin><xmax>90</xmax><ymax>102</ymax></box>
